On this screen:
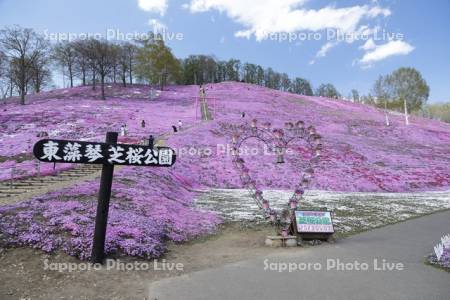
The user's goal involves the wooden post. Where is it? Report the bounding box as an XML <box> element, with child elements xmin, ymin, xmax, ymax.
<box><xmin>36</xmin><ymin>160</ymin><xmax>41</xmax><ymax>177</ymax></box>
<box><xmin>91</xmin><ymin>132</ymin><xmax>117</xmax><ymax>264</ymax></box>
<box><xmin>149</xmin><ymin>135</ymin><xmax>154</xmax><ymax>149</ymax></box>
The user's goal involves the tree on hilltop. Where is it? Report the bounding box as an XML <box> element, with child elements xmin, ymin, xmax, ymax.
<box><xmin>373</xmin><ymin>67</ymin><xmax>429</xmax><ymax>125</ymax></box>
<box><xmin>135</xmin><ymin>33</ymin><xmax>181</xmax><ymax>90</ymax></box>
<box><xmin>315</xmin><ymin>83</ymin><xmax>341</xmax><ymax>99</ymax></box>
<box><xmin>292</xmin><ymin>78</ymin><xmax>313</xmax><ymax>96</ymax></box>
<box><xmin>53</xmin><ymin>42</ymin><xmax>78</xmax><ymax>88</ymax></box>
<box><xmin>0</xmin><ymin>26</ymin><xmax>50</xmax><ymax>104</ymax></box>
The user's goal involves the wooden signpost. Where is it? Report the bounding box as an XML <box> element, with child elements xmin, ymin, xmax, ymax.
<box><xmin>33</xmin><ymin>132</ymin><xmax>176</xmax><ymax>263</ymax></box>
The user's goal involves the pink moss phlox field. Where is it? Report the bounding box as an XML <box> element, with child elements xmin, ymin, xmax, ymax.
<box><xmin>0</xmin><ymin>84</ymin><xmax>197</xmax><ymax>157</ymax></box>
<box><xmin>0</xmin><ymin>166</ymin><xmax>220</xmax><ymax>260</ymax></box>
<box><xmin>1</xmin><ymin>82</ymin><xmax>450</xmax><ymax>259</ymax></box>
<box><xmin>169</xmin><ymin>82</ymin><xmax>450</xmax><ymax>192</ymax></box>
<box><xmin>0</xmin><ymin>160</ymin><xmax>74</xmax><ymax>181</ymax></box>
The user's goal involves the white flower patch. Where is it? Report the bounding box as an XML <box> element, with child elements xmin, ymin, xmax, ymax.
<box><xmin>434</xmin><ymin>242</ymin><xmax>444</xmax><ymax>261</ymax></box>
<box><xmin>441</xmin><ymin>234</ymin><xmax>450</xmax><ymax>249</ymax></box>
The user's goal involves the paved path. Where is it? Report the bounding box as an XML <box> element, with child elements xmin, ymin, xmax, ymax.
<box><xmin>149</xmin><ymin>210</ymin><xmax>450</xmax><ymax>300</ymax></box>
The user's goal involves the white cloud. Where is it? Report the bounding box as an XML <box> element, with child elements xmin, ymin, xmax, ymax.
<box><xmin>148</xmin><ymin>18</ymin><xmax>167</xmax><ymax>33</ymax></box>
<box><xmin>317</xmin><ymin>41</ymin><xmax>338</xmax><ymax>58</ymax></box>
<box><xmin>185</xmin><ymin>0</ymin><xmax>391</xmax><ymax>41</ymax></box>
<box><xmin>309</xmin><ymin>41</ymin><xmax>338</xmax><ymax>64</ymax></box>
<box><xmin>138</xmin><ymin>0</ymin><xmax>168</xmax><ymax>16</ymax></box>
<box><xmin>359</xmin><ymin>40</ymin><xmax>414</xmax><ymax>66</ymax></box>
<box><xmin>360</xmin><ymin>38</ymin><xmax>376</xmax><ymax>51</ymax></box>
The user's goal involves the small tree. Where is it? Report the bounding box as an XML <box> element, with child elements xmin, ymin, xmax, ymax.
<box><xmin>256</xmin><ymin>65</ymin><xmax>264</xmax><ymax>86</ymax></box>
<box><xmin>225</xmin><ymin>59</ymin><xmax>240</xmax><ymax>82</ymax></box>
<box><xmin>291</xmin><ymin>78</ymin><xmax>313</xmax><ymax>96</ymax></box>
<box><xmin>0</xmin><ymin>50</ymin><xmax>10</xmax><ymax>99</ymax></box>
<box><xmin>280</xmin><ymin>73</ymin><xmax>291</xmax><ymax>91</ymax></box>
<box><xmin>117</xmin><ymin>44</ymin><xmax>129</xmax><ymax>87</ymax></box>
<box><xmin>373</xmin><ymin>67</ymin><xmax>429</xmax><ymax>125</ymax></box>
<box><xmin>373</xmin><ymin>75</ymin><xmax>392</xmax><ymax>126</ymax></box>
<box><xmin>91</xmin><ymin>39</ymin><xmax>115</xmax><ymax>100</ymax></box>
<box><xmin>30</xmin><ymin>52</ymin><xmax>52</xmax><ymax>93</ymax></box>
<box><xmin>135</xmin><ymin>33</ymin><xmax>181</xmax><ymax>90</ymax></box>
<box><xmin>423</xmin><ymin>103</ymin><xmax>450</xmax><ymax>123</ymax></box>
<box><xmin>75</xmin><ymin>39</ymin><xmax>100</xmax><ymax>90</ymax></box>
<box><xmin>0</xmin><ymin>26</ymin><xmax>49</xmax><ymax>104</ymax></box>
<box><xmin>315</xmin><ymin>83</ymin><xmax>341</xmax><ymax>99</ymax></box>
<box><xmin>53</xmin><ymin>42</ymin><xmax>77</xmax><ymax>88</ymax></box>
<box><xmin>123</xmin><ymin>42</ymin><xmax>137</xmax><ymax>85</ymax></box>
<box><xmin>351</xmin><ymin>89</ymin><xmax>360</xmax><ymax>103</ymax></box>
<box><xmin>72</xmin><ymin>39</ymin><xmax>90</xmax><ymax>86</ymax></box>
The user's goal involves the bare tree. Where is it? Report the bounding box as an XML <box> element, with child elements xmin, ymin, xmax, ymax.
<box><xmin>53</xmin><ymin>41</ymin><xmax>77</xmax><ymax>88</ymax></box>
<box><xmin>109</xmin><ymin>44</ymin><xmax>120</xmax><ymax>84</ymax></box>
<box><xmin>0</xmin><ymin>50</ymin><xmax>10</xmax><ymax>100</ymax></box>
<box><xmin>75</xmin><ymin>39</ymin><xmax>99</xmax><ymax>90</ymax></box>
<box><xmin>123</xmin><ymin>42</ymin><xmax>137</xmax><ymax>85</ymax></box>
<box><xmin>72</xmin><ymin>40</ymin><xmax>90</xmax><ymax>86</ymax></box>
<box><xmin>0</xmin><ymin>26</ymin><xmax>49</xmax><ymax>104</ymax></box>
<box><xmin>117</xmin><ymin>44</ymin><xmax>129</xmax><ymax>87</ymax></box>
<box><xmin>30</xmin><ymin>52</ymin><xmax>52</xmax><ymax>93</ymax></box>
<box><xmin>0</xmin><ymin>50</ymin><xmax>5</xmax><ymax>78</ymax></box>
<box><xmin>91</xmin><ymin>39</ymin><xmax>115</xmax><ymax>99</ymax></box>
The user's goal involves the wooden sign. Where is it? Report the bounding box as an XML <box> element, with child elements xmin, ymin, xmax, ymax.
<box><xmin>33</xmin><ymin>139</ymin><xmax>176</xmax><ymax>167</ymax></box>
<box><xmin>295</xmin><ymin>210</ymin><xmax>334</xmax><ymax>234</ymax></box>
<box><xmin>33</xmin><ymin>133</ymin><xmax>177</xmax><ymax>264</ymax></box>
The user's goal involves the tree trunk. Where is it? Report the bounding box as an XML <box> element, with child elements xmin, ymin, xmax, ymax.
<box><xmin>129</xmin><ymin>58</ymin><xmax>133</xmax><ymax>85</ymax></box>
<box><xmin>384</xmin><ymin>99</ymin><xmax>390</xmax><ymax>126</ymax></box>
<box><xmin>92</xmin><ymin>69</ymin><xmax>96</xmax><ymax>90</ymax></box>
<box><xmin>69</xmin><ymin>65</ymin><xmax>73</xmax><ymax>88</ymax></box>
<box><xmin>9</xmin><ymin>77</ymin><xmax>13</xmax><ymax>97</ymax></box>
<box><xmin>403</xmin><ymin>99</ymin><xmax>409</xmax><ymax>125</ymax></box>
<box><xmin>82</xmin><ymin>69</ymin><xmax>86</xmax><ymax>86</ymax></box>
<box><xmin>20</xmin><ymin>86</ymin><xmax>25</xmax><ymax>105</ymax></box>
<box><xmin>122</xmin><ymin>71</ymin><xmax>126</xmax><ymax>87</ymax></box>
<box><xmin>35</xmin><ymin>72</ymin><xmax>41</xmax><ymax>93</ymax></box>
<box><xmin>101</xmin><ymin>75</ymin><xmax>105</xmax><ymax>100</ymax></box>
<box><xmin>20</xmin><ymin>57</ymin><xmax>26</xmax><ymax>105</ymax></box>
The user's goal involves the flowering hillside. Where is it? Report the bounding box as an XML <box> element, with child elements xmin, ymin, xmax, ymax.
<box><xmin>170</xmin><ymin>82</ymin><xmax>450</xmax><ymax>192</ymax></box>
<box><xmin>0</xmin><ymin>82</ymin><xmax>449</xmax><ymax>259</ymax></box>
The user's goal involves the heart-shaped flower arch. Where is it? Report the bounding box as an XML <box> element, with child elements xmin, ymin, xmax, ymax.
<box><xmin>230</xmin><ymin>119</ymin><xmax>322</xmax><ymax>235</ymax></box>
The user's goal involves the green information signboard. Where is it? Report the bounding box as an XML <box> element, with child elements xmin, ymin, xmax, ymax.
<box><xmin>295</xmin><ymin>210</ymin><xmax>334</xmax><ymax>234</ymax></box>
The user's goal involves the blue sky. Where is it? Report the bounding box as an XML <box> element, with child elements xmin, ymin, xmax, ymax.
<box><xmin>1</xmin><ymin>0</ymin><xmax>449</xmax><ymax>102</ymax></box>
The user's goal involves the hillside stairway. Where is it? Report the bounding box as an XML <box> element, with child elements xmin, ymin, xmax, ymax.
<box><xmin>0</xmin><ymin>164</ymin><xmax>104</xmax><ymax>205</ymax></box>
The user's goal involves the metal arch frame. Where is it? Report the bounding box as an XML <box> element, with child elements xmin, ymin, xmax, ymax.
<box><xmin>229</xmin><ymin>121</ymin><xmax>322</xmax><ymax>233</ymax></box>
